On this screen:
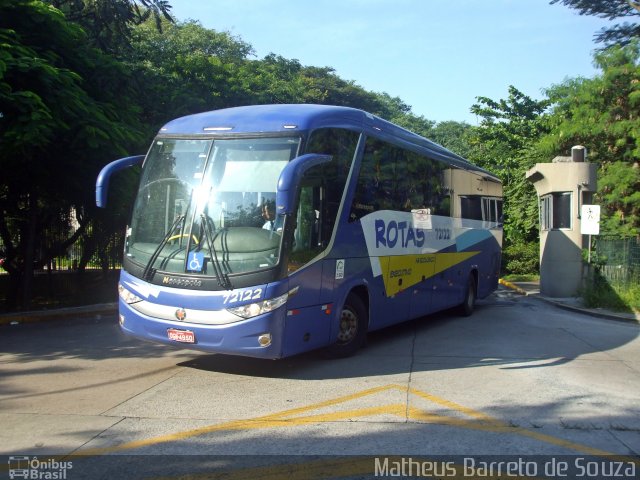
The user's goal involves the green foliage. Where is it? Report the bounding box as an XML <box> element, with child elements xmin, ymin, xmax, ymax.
<box><xmin>540</xmin><ymin>42</ymin><xmax>640</xmax><ymax>235</ymax></box>
<box><xmin>471</xmin><ymin>44</ymin><xmax>640</xmax><ymax>271</ymax></box>
<box><xmin>47</xmin><ymin>0</ymin><xmax>174</xmax><ymax>53</ymax></box>
<box><xmin>124</xmin><ymin>19</ymin><xmax>255</xmax><ymax>128</ymax></box>
<box><xmin>124</xmin><ymin>18</ymin><xmax>443</xmax><ymax>134</ymax></box>
<box><xmin>467</xmin><ymin>86</ymin><xmax>549</xmax><ymax>248</ymax></box>
<box><xmin>541</xmin><ymin>43</ymin><xmax>640</xmax><ymax>162</ymax></box>
<box><xmin>618</xmin><ymin>284</ymin><xmax>640</xmax><ymax>312</ymax></box>
<box><xmin>549</xmin><ymin>0</ymin><xmax>640</xmax><ymax>47</ymax></box>
<box><xmin>470</xmin><ymin>86</ymin><xmax>550</xmax><ymax>183</ymax></box>
<box><xmin>0</xmin><ymin>0</ymin><xmax>143</xmax><ymax>308</ymax></box>
<box><xmin>599</xmin><ymin>161</ymin><xmax>640</xmax><ymax>234</ymax></box>
<box><xmin>430</xmin><ymin>121</ymin><xmax>474</xmax><ymax>159</ymax></box>
<box><xmin>502</xmin><ymin>241</ymin><xmax>540</xmax><ymax>276</ymax></box>
<box><xmin>581</xmin><ymin>269</ymin><xmax>639</xmax><ymax>313</ymax></box>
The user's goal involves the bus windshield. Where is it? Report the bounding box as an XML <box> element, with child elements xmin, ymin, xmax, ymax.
<box><xmin>126</xmin><ymin>136</ymin><xmax>300</xmax><ymax>281</ymax></box>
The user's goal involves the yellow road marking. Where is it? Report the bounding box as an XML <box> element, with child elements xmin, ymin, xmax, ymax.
<box><xmin>407</xmin><ymin>385</ymin><xmax>496</xmax><ymax>421</ymax></box>
<box><xmin>261</xmin><ymin>384</ymin><xmax>398</xmax><ymax>420</ymax></box>
<box><xmin>73</xmin><ymin>383</ymin><xmax>637</xmax><ymax>467</ymax></box>
<box><xmin>3</xmin><ymin>383</ymin><xmax>637</xmax><ymax>479</ymax></box>
<box><xmin>78</xmin><ymin>385</ymin><xmax>404</xmax><ymax>455</ymax></box>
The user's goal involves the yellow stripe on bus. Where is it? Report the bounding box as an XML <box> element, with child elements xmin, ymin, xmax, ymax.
<box><xmin>381</xmin><ymin>251</ymin><xmax>480</xmax><ymax>296</ymax></box>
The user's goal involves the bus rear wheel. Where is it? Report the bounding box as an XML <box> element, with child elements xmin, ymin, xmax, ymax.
<box><xmin>458</xmin><ymin>274</ymin><xmax>477</xmax><ymax>317</ymax></box>
<box><xmin>324</xmin><ymin>293</ymin><xmax>368</xmax><ymax>358</ymax></box>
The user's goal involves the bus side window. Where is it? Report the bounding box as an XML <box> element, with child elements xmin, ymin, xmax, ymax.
<box><xmin>350</xmin><ymin>145</ymin><xmax>378</xmax><ymax>221</ymax></box>
<box><xmin>350</xmin><ymin>138</ymin><xmax>451</xmax><ymax>221</ymax></box>
<box><xmin>460</xmin><ymin>196</ymin><xmax>483</xmax><ymax>221</ymax></box>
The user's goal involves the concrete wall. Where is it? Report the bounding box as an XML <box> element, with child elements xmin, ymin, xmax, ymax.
<box><xmin>526</xmin><ymin>161</ymin><xmax>597</xmax><ymax>297</ymax></box>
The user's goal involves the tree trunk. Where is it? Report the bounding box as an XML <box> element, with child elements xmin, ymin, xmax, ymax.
<box><xmin>4</xmin><ymin>270</ymin><xmax>22</xmax><ymax>311</ymax></box>
<box><xmin>21</xmin><ymin>194</ymin><xmax>39</xmax><ymax>310</ymax></box>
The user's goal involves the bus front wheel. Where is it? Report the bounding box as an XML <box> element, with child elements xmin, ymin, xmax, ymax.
<box><xmin>324</xmin><ymin>293</ymin><xmax>368</xmax><ymax>358</ymax></box>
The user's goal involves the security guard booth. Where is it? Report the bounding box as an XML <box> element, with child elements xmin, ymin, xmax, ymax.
<box><xmin>525</xmin><ymin>146</ymin><xmax>597</xmax><ymax>297</ymax></box>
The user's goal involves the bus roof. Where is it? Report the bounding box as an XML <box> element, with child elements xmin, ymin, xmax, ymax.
<box><xmin>159</xmin><ymin>104</ymin><xmax>498</xmax><ymax>179</ymax></box>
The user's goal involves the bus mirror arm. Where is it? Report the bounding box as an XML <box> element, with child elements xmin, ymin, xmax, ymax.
<box><xmin>96</xmin><ymin>155</ymin><xmax>145</xmax><ymax>208</ymax></box>
<box><xmin>276</xmin><ymin>153</ymin><xmax>332</xmax><ymax>214</ymax></box>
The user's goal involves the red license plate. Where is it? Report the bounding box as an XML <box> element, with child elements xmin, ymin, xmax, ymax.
<box><xmin>167</xmin><ymin>328</ymin><xmax>196</xmax><ymax>344</ymax></box>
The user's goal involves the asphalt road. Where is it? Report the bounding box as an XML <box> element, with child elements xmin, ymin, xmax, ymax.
<box><xmin>1</xmin><ymin>288</ymin><xmax>639</xmax><ymax>479</ymax></box>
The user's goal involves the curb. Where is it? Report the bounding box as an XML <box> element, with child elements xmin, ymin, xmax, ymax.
<box><xmin>0</xmin><ymin>303</ymin><xmax>118</xmax><ymax>326</ymax></box>
<box><xmin>535</xmin><ymin>297</ymin><xmax>639</xmax><ymax>324</ymax></box>
<box><xmin>499</xmin><ymin>278</ymin><xmax>639</xmax><ymax>324</ymax></box>
<box><xmin>498</xmin><ymin>278</ymin><xmax>528</xmax><ymax>295</ymax></box>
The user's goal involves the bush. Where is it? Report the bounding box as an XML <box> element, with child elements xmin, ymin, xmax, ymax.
<box><xmin>581</xmin><ymin>269</ymin><xmax>637</xmax><ymax>313</ymax></box>
<box><xmin>502</xmin><ymin>241</ymin><xmax>539</xmax><ymax>276</ymax></box>
<box><xmin>619</xmin><ymin>284</ymin><xmax>640</xmax><ymax>312</ymax></box>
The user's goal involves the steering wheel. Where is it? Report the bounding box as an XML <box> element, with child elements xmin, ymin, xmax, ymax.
<box><xmin>167</xmin><ymin>233</ymin><xmax>199</xmax><ymax>245</ymax></box>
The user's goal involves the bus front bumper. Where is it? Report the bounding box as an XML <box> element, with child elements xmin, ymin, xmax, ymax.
<box><xmin>118</xmin><ymin>298</ymin><xmax>287</xmax><ymax>359</ymax></box>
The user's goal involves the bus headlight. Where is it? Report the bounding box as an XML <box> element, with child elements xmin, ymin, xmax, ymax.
<box><xmin>226</xmin><ymin>292</ymin><xmax>288</xmax><ymax>319</ymax></box>
<box><xmin>118</xmin><ymin>284</ymin><xmax>143</xmax><ymax>304</ymax></box>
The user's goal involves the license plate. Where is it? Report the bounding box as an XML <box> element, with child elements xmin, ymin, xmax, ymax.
<box><xmin>167</xmin><ymin>328</ymin><xmax>196</xmax><ymax>344</ymax></box>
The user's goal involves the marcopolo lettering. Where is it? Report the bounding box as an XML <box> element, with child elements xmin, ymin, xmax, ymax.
<box><xmin>415</xmin><ymin>256</ymin><xmax>435</xmax><ymax>264</ymax></box>
<box><xmin>375</xmin><ymin>219</ymin><xmax>426</xmax><ymax>249</ymax></box>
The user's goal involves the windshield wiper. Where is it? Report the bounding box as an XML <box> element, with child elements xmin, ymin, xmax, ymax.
<box><xmin>200</xmin><ymin>213</ymin><xmax>232</xmax><ymax>290</ymax></box>
<box><xmin>142</xmin><ymin>214</ymin><xmax>186</xmax><ymax>281</ymax></box>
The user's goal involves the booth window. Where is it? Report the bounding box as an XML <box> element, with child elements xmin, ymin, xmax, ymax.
<box><xmin>540</xmin><ymin>192</ymin><xmax>572</xmax><ymax>230</ymax></box>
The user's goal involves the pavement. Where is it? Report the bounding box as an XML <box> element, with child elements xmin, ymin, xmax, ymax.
<box><xmin>0</xmin><ymin>280</ymin><xmax>637</xmax><ymax>326</ymax></box>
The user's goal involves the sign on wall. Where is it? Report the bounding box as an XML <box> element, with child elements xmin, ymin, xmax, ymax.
<box><xmin>581</xmin><ymin>205</ymin><xmax>600</xmax><ymax>235</ymax></box>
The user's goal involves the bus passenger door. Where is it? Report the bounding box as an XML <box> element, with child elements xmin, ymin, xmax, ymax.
<box><xmin>282</xmin><ymin>183</ymin><xmax>330</xmax><ymax>356</ymax></box>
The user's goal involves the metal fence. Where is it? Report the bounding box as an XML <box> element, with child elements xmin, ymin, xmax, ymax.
<box><xmin>49</xmin><ymin>226</ymin><xmax>124</xmax><ymax>272</ymax></box>
<box><xmin>0</xmin><ymin>223</ymin><xmax>124</xmax><ymax>273</ymax></box>
<box><xmin>592</xmin><ymin>236</ymin><xmax>640</xmax><ymax>289</ymax></box>
<box><xmin>0</xmin><ymin>223</ymin><xmax>123</xmax><ymax>309</ymax></box>
<box><xmin>45</xmin><ymin>227</ymin><xmax>124</xmax><ymax>270</ymax></box>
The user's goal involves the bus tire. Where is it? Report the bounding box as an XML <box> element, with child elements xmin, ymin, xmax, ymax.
<box><xmin>459</xmin><ymin>274</ymin><xmax>476</xmax><ymax>317</ymax></box>
<box><xmin>324</xmin><ymin>293</ymin><xmax>368</xmax><ymax>358</ymax></box>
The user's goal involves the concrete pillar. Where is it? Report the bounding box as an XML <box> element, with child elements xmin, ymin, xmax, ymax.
<box><xmin>525</xmin><ymin>148</ymin><xmax>597</xmax><ymax>297</ymax></box>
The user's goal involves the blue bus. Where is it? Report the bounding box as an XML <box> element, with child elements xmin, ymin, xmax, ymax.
<box><xmin>96</xmin><ymin>104</ymin><xmax>502</xmax><ymax>359</ymax></box>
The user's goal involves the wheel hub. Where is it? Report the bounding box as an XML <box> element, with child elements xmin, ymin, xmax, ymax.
<box><xmin>337</xmin><ymin>308</ymin><xmax>358</xmax><ymax>343</ymax></box>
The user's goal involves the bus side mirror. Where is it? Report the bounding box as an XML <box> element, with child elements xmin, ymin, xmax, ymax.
<box><xmin>96</xmin><ymin>155</ymin><xmax>145</xmax><ymax>208</ymax></box>
<box><xmin>276</xmin><ymin>153</ymin><xmax>332</xmax><ymax>215</ymax></box>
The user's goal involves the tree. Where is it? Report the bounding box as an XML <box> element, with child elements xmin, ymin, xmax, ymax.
<box><xmin>468</xmin><ymin>86</ymin><xmax>550</xmax><ymax>274</ymax></box>
<box><xmin>125</xmin><ymin>18</ymin><xmax>254</xmax><ymax>130</ymax></box>
<box><xmin>470</xmin><ymin>86</ymin><xmax>550</xmax><ymax>185</ymax></box>
<box><xmin>540</xmin><ymin>41</ymin><xmax>640</xmax><ymax>235</ymax></box>
<box><xmin>46</xmin><ymin>0</ymin><xmax>173</xmax><ymax>53</ymax></box>
<box><xmin>430</xmin><ymin>121</ymin><xmax>474</xmax><ymax>159</ymax></box>
<box><xmin>0</xmin><ymin>0</ymin><xmax>142</xmax><ymax>308</ymax></box>
<box><xmin>550</xmin><ymin>0</ymin><xmax>640</xmax><ymax>46</ymax></box>
<box><xmin>126</xmin><ymin>18</ymin><xmax>440</xmax><ymax>131</ymax></box>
